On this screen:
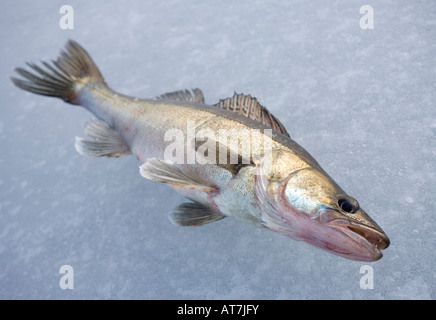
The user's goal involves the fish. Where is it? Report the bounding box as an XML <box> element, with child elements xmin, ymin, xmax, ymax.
<box><xmin>11</xmin><ymin>40</ymin><xmax>390</xmax><ymax>261</ymax></box>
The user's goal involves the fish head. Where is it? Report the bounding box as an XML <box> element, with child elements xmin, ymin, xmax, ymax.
<box><xmin>258</xmin><ymin>167</ymin><xmax>390</xmax><ymax>261</ymax></box>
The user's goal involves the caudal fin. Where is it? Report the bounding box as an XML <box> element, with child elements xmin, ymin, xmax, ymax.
<box><xmin>11</xmin><ymin>40</ymin><xmax>105</xmax><ymax>105</ymax></box>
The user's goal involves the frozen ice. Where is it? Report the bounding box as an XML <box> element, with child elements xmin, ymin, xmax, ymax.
<box><xmin>0</xmin><ymin>0</ymin><xmax>435</xmax><ymax>299</ymax></box>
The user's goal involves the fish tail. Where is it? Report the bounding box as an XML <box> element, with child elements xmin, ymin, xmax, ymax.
<box><xmin>10</xmin><ymin>40</ymin><xmax>105</xmax><ymax>105</ymax></box>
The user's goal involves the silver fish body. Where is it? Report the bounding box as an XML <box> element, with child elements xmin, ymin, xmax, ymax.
<box><xmin>11</xmin><ymin>40</ymin><xmax>389</xmax><ymax>261</ymax></box>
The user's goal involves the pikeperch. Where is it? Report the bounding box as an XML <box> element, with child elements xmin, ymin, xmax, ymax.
<box><xmin>11</xmin><ymin>40</ymin><xmax>390</xmax><ymax>261</ymax></box>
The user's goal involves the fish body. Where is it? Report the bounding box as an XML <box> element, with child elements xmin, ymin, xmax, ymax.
<box><xmin>11</xmin><ymin>40</ymin><xmax>389</xmax><ymax>261</ymax></box>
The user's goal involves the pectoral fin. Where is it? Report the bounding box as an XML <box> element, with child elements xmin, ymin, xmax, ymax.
<box><xmin>139</xmin><ymin>158</ymin><xmax>217</xmax><ymax>193</ymax></box>
<box><xmin>169</xmin><ymin>202</ymin><xmax>225</xmax><ymax>226</ymax></box>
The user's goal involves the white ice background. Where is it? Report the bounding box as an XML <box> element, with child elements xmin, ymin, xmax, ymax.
<box><xmin>0</xmin><ymin>0</ymin><xmax>435</xmax><ymax>299</ymax></box>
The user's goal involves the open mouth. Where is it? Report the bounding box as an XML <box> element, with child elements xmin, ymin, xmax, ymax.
<box><xmin>345</xmin><ymin>223</ymin><xmax>390</xmax><ymax>250</ymax></box>
<box><xmin>326</xmin><ymin>219</ymin><xmax>390</xmax><ymax>261</ymax></box>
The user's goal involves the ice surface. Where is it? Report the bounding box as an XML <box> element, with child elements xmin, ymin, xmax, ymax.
<box><xmin>1</xmin><ymin>0</ymin><xmax>435</xmax><ymax>299</ymax></box>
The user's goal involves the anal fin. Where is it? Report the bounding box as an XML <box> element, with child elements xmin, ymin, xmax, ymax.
<box><xmin>74</xmin><ymin>118</ymin><xmax>131</xmax><ymax>157</ymax></box>
<box><xmin>169</xmin><ymin>202</ymin><xmax>225</xmax><ymax>226</ymax></box>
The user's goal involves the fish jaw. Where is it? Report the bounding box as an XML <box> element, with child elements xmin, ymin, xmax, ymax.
<box><xmin>326</xmin><ymin>218</ymin><xmax>390</xmax><ymax>261</ymax></box>
<box><xmin>262</xmin><ymin>206</ymin><xmax>389</xmax><ymax>261</ymax></box>
<box><xmin>294</xmin><ymin>209</ymin><xmax>389</xmax><ymax>261</ymax></box>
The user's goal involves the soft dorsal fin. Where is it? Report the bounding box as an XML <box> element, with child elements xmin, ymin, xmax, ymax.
<box><xmin>214</xmin><ymin>93</ymin><xmax>290</xmax><ymax>137</ymax></box>
<box><xmin>156</xmin><ymin>88</ymin><xmax>204</xmax><ymax>104</ymax></box>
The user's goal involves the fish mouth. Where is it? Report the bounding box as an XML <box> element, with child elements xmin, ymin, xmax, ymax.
<box><xmin>328</xmin><ymin>219</ymin><xmax>390</xmax><ymax>261</ymax></box>
<box><xmin>344</xmin><ymin>223</ymin><xmax>390</xmax><ymax>250</ymax></box>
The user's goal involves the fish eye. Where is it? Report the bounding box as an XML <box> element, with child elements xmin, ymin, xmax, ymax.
<box><xmin>338</xmin><ymin>197</ymin><xmax>359</xmax><ymax>214</ymax></box>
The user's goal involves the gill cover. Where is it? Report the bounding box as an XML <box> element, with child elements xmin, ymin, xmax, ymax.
<box><xmin>255</xmin><ymin>165</ymin><xmax>338</xmax><ymax>238</ymax></box>
<box><xmin>284</xmin><ymin>168</ymin><xmax>341</xmax><ymax>219</ymax></box>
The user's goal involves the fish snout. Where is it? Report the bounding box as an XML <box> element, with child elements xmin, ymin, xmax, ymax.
<box><xmin>345</xmin><ymin>222</ymin><xmax>390</xmax><ymax>250</ymax></box>
<box><xmin>311</xmin><ymin>207</ymin><xmax>389</xmax><ymax>261</ymax></box>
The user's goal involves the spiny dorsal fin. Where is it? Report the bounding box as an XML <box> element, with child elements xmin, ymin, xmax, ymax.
<box><xmin>156</xmin><ymin>88</ymin><xmax>204</xmax><ymax>104</ymax></box>
<box><xmin>214</xmin><ymin>93</ymin><xmax>290</xmax><ymax>137</ymax></box>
